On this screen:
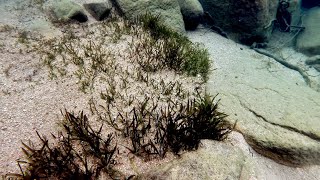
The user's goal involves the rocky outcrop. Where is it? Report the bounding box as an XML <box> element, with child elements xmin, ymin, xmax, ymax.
<box><xmin>136</xmin><ymin>134</ymin><xmax>320</xmax><ymax>180</ymax></box>
<box><xmin>84</xmin><ymin>1</ymin><xmax>112</xmax><ymax>21</ymax></box>
<box><xmin>48</xmin><ymin>0</ymin><xmax>88</xmax><ymax>22</ymax></box>
<box><xmin>115</xmin><ymin>0</ymin><xmax>185</xmax><ymax>33</ymax></box>
<box><xmin>136</xmin><ymin>139</ymin><xmax>260</xmax><ymax>180</ymax></box>
<box><xmin>188</xmin><ymin>29</ymin><xmax>320</xmax><ymax>167</ymax></box>
<box><xmin>296</xmin><ymin>7</ymin><xmax>320</xmax><ymax>56</ymax></box>
<box><xmin>178</xmin><ymin>0</ymin><xmax>203</xmax><ymax>30</ymax></box>
<box><xmin>199</xmin><ymin>0</ymin><xmax>278</xmax><ymax>44</ymax></box>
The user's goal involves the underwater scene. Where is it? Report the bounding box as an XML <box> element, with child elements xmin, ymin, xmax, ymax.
<box><xmin>0</xmin><ymin>0</ymin><xmax>319</xmax><ymax>179</ymax></box>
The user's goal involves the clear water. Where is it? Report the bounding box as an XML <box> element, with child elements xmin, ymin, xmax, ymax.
<box><xmin>0</xmin><ymin>0</ymin><xmax>319</xmax><ymax>177</ymax></box>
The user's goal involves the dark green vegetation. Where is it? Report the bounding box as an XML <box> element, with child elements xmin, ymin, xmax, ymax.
<box><xmin>12</xmin><ymin>93</ymin><xmax>230</xmax><ymax>179</ymax></box>
<box><xmin>14</xmin><ymin>112</ymin><xmax>117</xmax><ymax>179</ymax></box>
<box><xmin>36</xmin><ymin>13</ymin><xmax>210</xmax><ymax>93</ymax></box>
<box><xmin>5</xmin><ymin>13</ymin><xmax>230</xmax><ymax>179</ymax></box>
<box><xmin>97</xmin><ymin>92</ymin><xmax>230</xmax><ymax>159</ymax></box>
<box><xmin>136</xmin><ymin>13</ymin><xmax>210</xmax><ymax>80</ymax></box>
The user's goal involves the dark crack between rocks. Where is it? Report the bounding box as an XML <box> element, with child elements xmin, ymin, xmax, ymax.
<box><xmin>246</xmin><ymin>105</ymin><xmax>320</xmax><ymax>142</ymax></box>
<box><xmin>229</xmin><ymin>93</ymin><xmax>320</xmax><ymax>142</ymax></box>
<box><xmin>238</xmin><ymin>82</ymin><xmax>285</xmax><ymax>97</ymax></box>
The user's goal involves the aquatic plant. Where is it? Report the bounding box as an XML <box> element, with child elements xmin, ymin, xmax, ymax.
<box><xmin>17</xmin><ymin>31</ymin><xmax>29</xmax><ymax>44</ymax></box>
<box><xmin>35</xmin><ymin>12</ymin><xmax>210</xmax><ymax>94</ymax></box>
<box><xmin>100</xmin><ymin>92</ymin><xmax>231</xmax><ymax>158</ymax></box>
<box><xmin>13</xmin><ymin>111</ymin><xmax>117</xmax><ymax>179</ymax></box>
<box><xmin>134</xmin><ymin>12</ymin><xmax>211</xmax><ymax>81</ymax></box>
<box><xmin>4</xmin><ymin>11</ymin><xmax>231</xmax><ymax>178</ymax></box>
<box><xmin>158</xmin><ymin>93</ymin><xmax>230</xmax><ymax>154</ymax></box>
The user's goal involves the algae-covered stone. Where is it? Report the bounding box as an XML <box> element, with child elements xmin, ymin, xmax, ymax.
<box><xmin>178</xmin><ymin>0</ymin><xmax>203</xmax><ymax>30</ymax></box>
<box><xmin>50</xmin><ymin>0</ymin><xmax>88</xmax><ymax>22</ymax></box>
<box><xmin>296</xmin><ymin>7</ymin><xmax>320</xmax><ymax>56</ymax></box>
<box><xmin>84</xmin><ymin>1</ymin><xmax>112</xmax><ymax>21</ymax></box>
<box><xmin>115</xmin><ymin>0</ymin><xmax>185</xmax><ymax>33</ymax></box>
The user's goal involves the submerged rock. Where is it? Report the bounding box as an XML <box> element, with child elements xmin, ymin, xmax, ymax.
<box><xmin>115</xmin><ymin>0</ymin><xmax>185</xmax><ymax>33</ymax></box>
<box><xmin>188</xmin><ymin>29</ymin><xmax>320</xmax><ymax>167</ymax></box>
<box><xmin>136</xmin><ymin>134</ymin><xmax>320</xmax><ymax>180</ymax></box>
<box><xmin>178</xmin><ymin>0</ymin><xmax>203</xmax><ymax>30</ymax></box>
<box><xmin>296</xmin><ymin>7</ymin><xmax>320</xmax><ymax>56</ymax></box>
<box><xmin>136</xmin><ymin>140</ymin><xmax>260</xmax><ymax>180</ymax></box>
<box><xmin>84</xmin><ymin>1</ymin><xmax>112</xmax><ymax>21</ymax></box>
<box><xmin>198</xmin><ymin>0</ymin><xmax>278</xmax><ymax>44</ymax></box>
<box><xmin>49</xmin><ymin>0</ymin><xmax>88</xmax><ymax>23</ymax></box>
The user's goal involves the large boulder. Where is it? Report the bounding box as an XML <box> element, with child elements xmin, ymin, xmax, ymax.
<box><xmin>115</xmin><ymin>0</ymin><xmax>185</xmax><ymax>33</ymax></box>
<box><xmin>48</xmin><ymin>0</ymin><xmax>88</xmax><ymax>22</ymax></box>
<box><xmin>199</xmin><ymin>0</ymin><xmax>278</xmax><ymax>44</ymax></box>
<box><xmin>296</xmin><ymin>7</ymin><xmax>320</xmax><ymax>56</ymax></box>
<box><xmin>187</xmin><ymin>29</ymin><xmax>320</xmax><ymax>166</ymax></box>
<box><xmin>178</xmin><ymin>0</ymin><xmax>204</xmax><ymax>30</ymax></box>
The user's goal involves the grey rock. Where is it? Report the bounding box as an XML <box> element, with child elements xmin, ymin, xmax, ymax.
<box><xmin>115</xmin><ymin>0</ymin><xmax>185</xmax><ymax>33</ymax></box>
<box><xmin>296</xmin><ymin>7</ymin><xmax>320</xmax><ymax>55</ymax></box>
<box><xmin>199</xmin><ymin>0</ymin><xmax>278</xmax><ymax>44</ymax></box>
<box><xmin>84</xmin><ymin>1</ymin><xmax>112</xmax><ymax>21</ymax></box>
<box><xmin>49</xmin><ymin>0</ymin><xmax>88</xmax><ymax>23</ymax></box>
<box><xmin>178</xmin><ymin>0</ymin><xmax>203</xmax><ymax>30</ymax></box>
<box><xmin>187</xmin><ymin>29</ymin><xmax>320</xmax><ymax>166</ymax></box>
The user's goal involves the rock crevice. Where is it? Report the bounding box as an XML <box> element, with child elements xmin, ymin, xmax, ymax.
<box><xmin>245</xmin><ymin>104</ymin><xmax>320</xmax><ymax>142</ymax></box>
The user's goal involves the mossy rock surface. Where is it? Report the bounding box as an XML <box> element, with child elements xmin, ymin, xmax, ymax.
<box><xmin>115</xmin><ymin>0</ymin><xmax>185</xmax><ymax>33</ymax></box>
<box><xmin>50</xmin><ymin>0</ymin><xmax>88</xmax><ymax>22</ymax></box>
